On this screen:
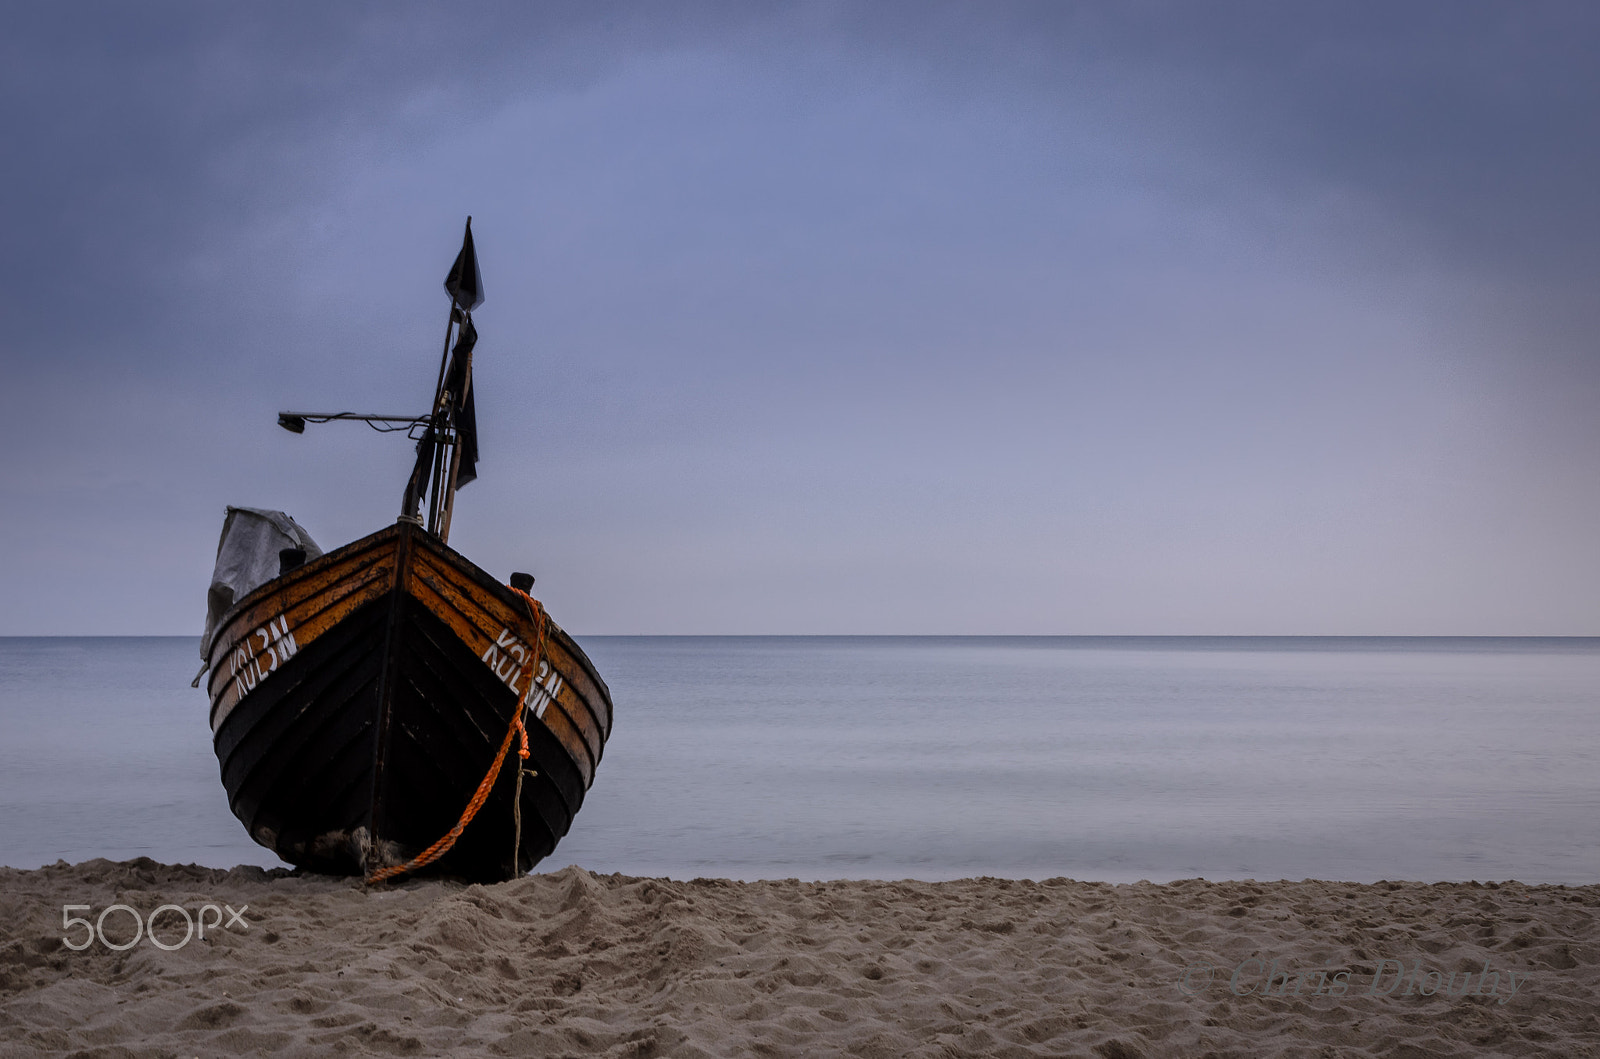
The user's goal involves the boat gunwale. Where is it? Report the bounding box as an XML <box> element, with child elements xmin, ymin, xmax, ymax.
<box><xmin>207</xmin><ymin>520</ymin><xmax>613</xmax><ymax>753</ymax></box>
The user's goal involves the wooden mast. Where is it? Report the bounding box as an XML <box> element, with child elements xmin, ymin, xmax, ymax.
<box><xmin>420</xmin><ymin>308</ymin><xmax>460</xmax><ymax>534</ymax></box>
<box><xmin>402</xmin><ymin>217</ymin><xmax>478</xmax><ymax>541</ymax></box>
<box><xmin>437</xmin><ymin>365</ymin><xmax>469</xmax><ymax>544</ymax></box>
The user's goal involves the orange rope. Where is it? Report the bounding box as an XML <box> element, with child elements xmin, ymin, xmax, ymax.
<box><xmin>365</xmin><ymin>590</ymin><xmax>547</xmax><ymax>884</ymax></box>
<box><xmin>513</xmin><ymin>589</ymin><xmax>546</xmax><ymax>766</ymax></box>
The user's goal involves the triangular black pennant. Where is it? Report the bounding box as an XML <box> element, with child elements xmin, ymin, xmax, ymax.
<box><xmin>443</xmin><ymin>217</ymin><xmax>484</xmax><ymax>312</ymax></box>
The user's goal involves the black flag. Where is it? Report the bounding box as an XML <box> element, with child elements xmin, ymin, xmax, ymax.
<box><xmin>444</xmin><ymin>316</ymin><xmax>479</xmax><ymax>487</ymax></box>
<box><xmin>444</xmin><ymin>217</ymin><xmax>484</xmax><ymax>312</ymax></box>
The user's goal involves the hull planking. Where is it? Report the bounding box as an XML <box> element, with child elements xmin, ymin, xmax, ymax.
<box><xmin>204</xmin><ymin>520</ymin><xmax>611</xmax><ymax>882</ymax></box>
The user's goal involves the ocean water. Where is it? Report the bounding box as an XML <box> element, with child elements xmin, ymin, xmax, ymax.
<box><xmin>1</xmin><ymin>636</ymin><xmax>1596</xmax><ymax>884</ymax></box>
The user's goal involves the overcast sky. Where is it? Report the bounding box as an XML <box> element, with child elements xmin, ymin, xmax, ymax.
<box><xmin>3</xmin><ymin>1</ymin><xmax>1598</xmax><ymax>634</ymax></box>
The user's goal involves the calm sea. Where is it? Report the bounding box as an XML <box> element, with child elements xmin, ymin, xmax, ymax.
<box><xmin>1</xmin><ymin>636</ymin><xmax>1596</xmax><ymax>883</ymax></box>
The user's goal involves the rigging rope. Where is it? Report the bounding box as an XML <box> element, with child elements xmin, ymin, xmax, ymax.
<box><xmin>365</xmin><ymin>589</ymin><xmax>547</xmax><ymax>884</ymax></box>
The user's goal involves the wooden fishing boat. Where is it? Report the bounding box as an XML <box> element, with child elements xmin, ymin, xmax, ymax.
<box><xmin>197</xmin><ymin>221</ymin><xmax>612</xmax><ymax>883</ymax></box>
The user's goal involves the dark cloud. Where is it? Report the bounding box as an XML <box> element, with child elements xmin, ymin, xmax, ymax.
<box><xmin>0</xmin><ymin>2</ymin><xmax>761</xmax><ymax>366</ymax></box>
<box><xmin>854</xmin><ymin>2</ymin><xmax>1600</xmax><ymax>281</ymax></box>
<box><xmin>9</xmin><ymin>2</ymin><xmax>1598</xmax><ymax>362</ymax></box>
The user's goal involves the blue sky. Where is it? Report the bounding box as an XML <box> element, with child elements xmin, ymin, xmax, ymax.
<box><xmin>3</xmin><ymin>2</ymin><xmax>1597</xmax><ymax>633</ymax></box>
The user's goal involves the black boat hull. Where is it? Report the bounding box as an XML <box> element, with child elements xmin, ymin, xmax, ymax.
<box><xmin>205</xmin><ymin>521</ymin><xmax>611</xmax><ymax>882</ymax></box>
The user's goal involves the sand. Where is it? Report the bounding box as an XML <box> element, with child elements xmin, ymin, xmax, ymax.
<box><xmin>1</xmin><ymin>859</ymin><xmax>1596</xmax><ymax>1057</ymax></box>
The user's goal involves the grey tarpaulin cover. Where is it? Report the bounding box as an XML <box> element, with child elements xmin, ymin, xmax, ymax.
<box><xmin>200</xmin><ymin>507</ymin><xmax>323</xmax><ymax>664</ymax></box>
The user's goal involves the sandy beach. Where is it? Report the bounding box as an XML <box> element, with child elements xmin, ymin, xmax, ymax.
<box><xmin>1</xmin><ymin>859</ymin><xmax>1595</xmax><ymax>1057</ymax></box>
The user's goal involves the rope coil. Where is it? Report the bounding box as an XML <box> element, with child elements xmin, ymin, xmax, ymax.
<box><xmin>365</xmin><ymin>588</ymin><xmax>547</xmax><ymax>884</ymax></box>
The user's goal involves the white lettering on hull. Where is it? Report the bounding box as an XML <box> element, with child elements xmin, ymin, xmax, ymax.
<box><xmin>230</xmin><ymin>616</ymin><xmax>297</xmax><ymax>703</ymax></box>
<box><xmin>481</xmin><ymin>627</ymin><xmax>564</xmax><ymax>719</ymax></box>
